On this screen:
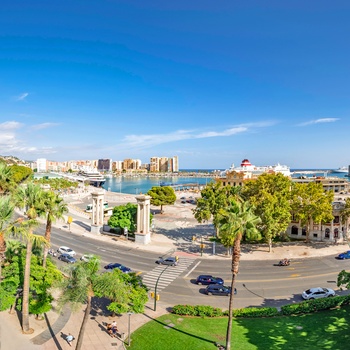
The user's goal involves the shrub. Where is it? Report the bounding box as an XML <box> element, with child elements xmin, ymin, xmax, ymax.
<box><xmin>281</xmin><ymin>295</ymin><xmax>350</xmax><ymax>316</ymax></box>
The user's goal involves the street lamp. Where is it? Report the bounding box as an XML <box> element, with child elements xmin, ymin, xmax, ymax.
<box><xmin>153</xmin><ymin>265</ymin><xmax>169</xmax><ymax>311</ymax></box>
<box><xmin>127</xmin><ymin>312</ymin><xmax>133</xmax><ymax>346</ymax></box>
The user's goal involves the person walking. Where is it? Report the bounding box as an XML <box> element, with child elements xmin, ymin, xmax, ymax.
<box><xmin>66</xmin><ymin>333</ymin><xmax>75</xmax><ymax>347</ymax></box>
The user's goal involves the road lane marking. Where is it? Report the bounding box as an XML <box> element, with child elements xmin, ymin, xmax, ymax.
<box><xmin>184</xmin><ymin>261</ymin><xmax>201</xmax><ymax>278</ymax></box>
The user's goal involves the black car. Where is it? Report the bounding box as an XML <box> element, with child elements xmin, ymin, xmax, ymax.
<box><xmin>58</xmin><ymin>253</ymin><xmax>77</xmax><ymax>264</ymax></box>
<box><xmin>196</xmin><ymin>275</ymin><xmax>224</xmax><ymax>285</ymax></box>
<box><xmin>104</xmin><ymin>263</ymin><xmax>132</xmax><ymax>273</ymax></box>
<box><xmin>155</xmin><ymin>257</ymin><xmax>178</xmax><ymax>266</ymax></box>
<box><xmin>205</xmin><ymin>284</ymin><xmax>231</xmax><ymax>296</ymax></box>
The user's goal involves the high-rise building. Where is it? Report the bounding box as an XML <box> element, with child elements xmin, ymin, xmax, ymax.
<box><xmin>36</xmin><ymin>158</ymin><xmax>47</xmax><ymax>172</ymax></box>
<box><xmin>98</xmin><ymin>159</ymin><xmax>112</xmax><ymax>171</ymax></box>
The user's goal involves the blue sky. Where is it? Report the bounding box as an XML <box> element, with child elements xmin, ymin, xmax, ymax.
<box><xmin>0</xmin><ymin>1</ymin><xmax>349</xmax><ymax>169</ymax></box>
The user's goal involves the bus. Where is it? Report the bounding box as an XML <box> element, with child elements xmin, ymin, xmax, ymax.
<box><xmin>85</xmin><ymin>202</ymin><xmax>108</xmax><ymax>213</ymax></box>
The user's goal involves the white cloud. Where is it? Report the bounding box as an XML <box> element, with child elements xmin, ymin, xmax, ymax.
<box><xmin>31</xmin><ymin>123</ymin><xmax>60</xmax><ymax>130</ymax></box>
<box><xmin>0</xmin><ymin>121</ymin><xmax>23</xmax><ymax>130</ymax></box>
<box><xmin>298</xmin><ymin>118</ymin><xmax>340</xmax><ymax>126</ymax></box>
<box><xmin>16</xmin><ymin>92</ymin><xmax>29</xmax><ymax>101</ymax></box>
<box><xmin>121</xmin><ymin>122</ymin><xmax>269</xmax><ymax>149</ymax></box>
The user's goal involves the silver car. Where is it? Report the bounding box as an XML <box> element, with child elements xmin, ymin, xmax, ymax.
<box><xmin>302</xmin><ymin>287</ymin><xmax>335</xmax><ymax>300</ymax></box>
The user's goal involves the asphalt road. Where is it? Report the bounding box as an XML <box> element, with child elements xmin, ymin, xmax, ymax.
<box><xmin>39</xmin><ymin>223</ymin><xmax>350</xmax><ymax>311</ymax></box>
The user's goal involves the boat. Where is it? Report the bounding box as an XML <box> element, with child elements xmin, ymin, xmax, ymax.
<box><xmin>225</xmin><ymin>159</ymin><xmax>291</xmax><ymax>177</ymax></box>
<box><xmin>77</xmin><ymin>167</ymin><xmax>106</xmax><ymax>187</ymax></box>
<box><xmin>332</xmin><ymin>166</ymin><xmax>349</xmax><ymax>174</ymax></box>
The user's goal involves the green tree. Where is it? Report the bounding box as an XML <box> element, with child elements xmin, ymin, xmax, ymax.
<box><xmin>9</xmin><ymin>165</ymin><xmax>33</xmax><ymax>184</ymax></box>
<box><xmin>217</xmin><ymin>200</ymin><xmax>261</xmax><ymax>350</ymax></box>
<box><xmin>337</xmin><ymin>269</ymin><xmax>350</xmax><ymax>289</ymax></box>
<box><xmin>12</xmin><ymin>220</ymin><xmax>48</xmax><ymax>333</ymax></box>
<box><xmin>0</xmin><ymin>196</ymin><xmax>16</xmax><ymax>278</ymax></box>
<box><xmin>290</xmin><ymin>182</ymin><xmax>334</xmax><ymax>242</ymax></box>
<box><xmin>147</xmin><ymin>186</ymin><xmax>176</xmax><ymax>214</ymax></box>
<box><xmin>193</xmin><ymin>182</ymin><xmax>243</xmax><ymax>236</ymax></box>
<box><xmin>94</xmin><ymin>269</ymin><xmax>148</xmax><ymax>314</ymax></box>
<box><xmin>0</xmin><ymin>162</ymin><xmax>16</xmax><ymax>194</ymax></box>
<box><xmin>108</xmin><ymin>203</ymin><xmax>138</xmax><ymax>233</ymax></box>
<box><xmin>13</xmin><ymin>184</ymin><xmax>48</xmax><ymax>333</ymax></box>
<box><xmin>340</xmin><ymin>197</ymin><xmax>350</xmax><ymax>241</ymax></box>
<box><xmin>58</xmin><ymin>256</ymin><xmax>100</xmax><ymax>350</ymax></box>
<box><xmin>242</xmin><ymin>173</ymin><xmax>292</xmax><ymax>251</ymax></box>
<box><xmin>42</xmin><ymin>191</ymin><xmax>68</xmax><ymax>268</ymax></box>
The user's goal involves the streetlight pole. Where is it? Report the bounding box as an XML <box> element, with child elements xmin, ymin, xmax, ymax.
<box><xmin>154</xmin><ymin>265</ymin><xmax>169</xmax><ymax>311</ymax></box>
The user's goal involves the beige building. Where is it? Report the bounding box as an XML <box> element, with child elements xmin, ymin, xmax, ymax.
<box><xmin>149</xmin><ymin>155</ymin><xmax>179</xmax><ymax>172</ymax></box>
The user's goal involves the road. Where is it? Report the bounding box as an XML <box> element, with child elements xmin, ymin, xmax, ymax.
<box><xmin>41</xmin><ymin>223</ymin><xmax>349</xmax><ymax>311</ymax></box>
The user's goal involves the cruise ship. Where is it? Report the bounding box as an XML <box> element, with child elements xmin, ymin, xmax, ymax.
<box><xmin>77</xmin><ymin>167</ymin><xmax>106</xmax><ymax>187</ymax></box>
<box><xmin>225</xmin><ymin>159</ymin><xmax>291</xmax><ymax>177</ymax></box>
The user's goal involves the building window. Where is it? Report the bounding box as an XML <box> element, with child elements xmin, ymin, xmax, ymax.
<box><xmin>333</xmin><ymin>216</ymin><xmax>340</xmax><ymax>224</ymax></box>
<box><xmin>291</xmin><ymin>225</ymin><xmax>298</xmax><ymax>235</ymax></box>
<box><xmin>325</xmin><ymin>228</ymin><xmax>330</xmax><ymax>239</ymax></box>
<box><xmin>302</xmin><ymin>227</ymin><xmax>307</xmax><ymax>236</ymax></box>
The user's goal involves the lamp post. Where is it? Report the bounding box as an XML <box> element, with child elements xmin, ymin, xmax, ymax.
<box><xmin>127</xmin><ymin>312</ymin><xmax>133</xmax><ymax>346</ymax></box>
<box><xmin>153</xmin><ymin>266</ymin><xmax>169</xmax><ymax>311</ymax></box>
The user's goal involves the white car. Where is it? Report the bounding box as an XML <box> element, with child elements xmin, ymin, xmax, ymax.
<box><xmin>302</xmin><ymin>287</ymin><xmax>335</xmax><ymax>300</ymax></box>
<box><xmin>57</xmin><ymin>246</ymin><xmax>76</xmax><ymax>256</ymax></box>
<box><xmin>80</xmin><ymin>254</ymin><xmax>94</xmax><ymax>262</ymax></box>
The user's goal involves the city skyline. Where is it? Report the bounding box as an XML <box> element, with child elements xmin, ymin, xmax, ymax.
<box><xmin>1</xmin><ymin>1</ymin><xmax>350</xmax><ymax>169</ymax></box>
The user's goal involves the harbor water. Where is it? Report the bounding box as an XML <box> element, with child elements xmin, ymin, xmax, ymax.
<box><xmin>102</xmin><ymin>176</ymin><xmax>214</xmax><ymax>195</ymax></box>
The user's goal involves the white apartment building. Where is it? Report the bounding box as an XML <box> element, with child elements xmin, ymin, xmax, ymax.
<box><xmin>36</xmin><ymin>158</ymin><xmax>47</xmax><ymax>172</ymax></box>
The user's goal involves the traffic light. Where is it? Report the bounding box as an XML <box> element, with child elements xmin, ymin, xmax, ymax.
<box><xmin>150</xmin><ymin>292</ymin><xmax>155</xmax><ymax>298</ymax></box>
<box><xmin>156</xmin><ymin>294</ymin><xmax>160</xmax><ymax>301</ymax></box>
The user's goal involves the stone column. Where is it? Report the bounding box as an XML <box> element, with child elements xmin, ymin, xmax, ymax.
<box><xmin>91</xmin><ymin>191</ymin><xmax>104</xmax><ymax>234</ymax></box>
<box><xmin>134</xmin><ymin>195</ymin><xmax>151</xmax><ymax>244</ymax></box>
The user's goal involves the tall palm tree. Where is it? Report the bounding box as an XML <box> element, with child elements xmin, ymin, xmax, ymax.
<box><xmin>0</xmin><ymin>196</ymin><xmax>16</xmax><ymax>278</ymax></box>
<box><xmin>218</xmin><ymin>200</ymin><xmax>261</xmax><ymax>350</ymax></box>
<box><xmin>14</xmin><ymin>183</ymin><xmax>46</xmax><ymax>220</ymax></box>
<box><xmin>13</xmin><ymin>183</ymin><xmax>48</xmax><ymax>333</ymax></box>
<box><xmin>42</xmin><ymin>191</ymin><xmax>68</xmax><ymax>268</ymax></box>
<box><xmin>58</xmin><ymin>257</ymin><xmax>100</xmax><ymax>350</ymax></box>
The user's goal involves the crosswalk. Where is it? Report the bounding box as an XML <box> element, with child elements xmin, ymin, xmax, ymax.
<box><xmin>142</xmin><ymin>257</ymin><xmax>196</xmax><ymax>292</ymax></box>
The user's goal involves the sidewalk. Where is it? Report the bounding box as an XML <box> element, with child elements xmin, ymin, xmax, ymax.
<box><xmin>4</xmin><ymin>193</ymin><xmax>349</xmax><ymax>349</ymax></box>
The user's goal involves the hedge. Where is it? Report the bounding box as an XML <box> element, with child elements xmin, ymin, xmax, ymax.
<box><xmin>171</xmin><ymin>294</ymin><xmax>350</xmax><ymax>318</ymax></box>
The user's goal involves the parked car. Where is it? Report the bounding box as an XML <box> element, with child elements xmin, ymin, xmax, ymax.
<box><xmin>181</xmin><ymin>200</ymin><xmax>186</xmax><ymax>204</ymax></box>
<box><xmin>58</xmin><ymin>253</ymin><xmax>77</xmax><ymax>264</ymax></box>
<box><xmin>104</xmin><ymin>263</ymin><xmax>132</xmax><ymax>273</ymax></box>
<box><xmin>301</xmin><ymin>287</ymin><xmax>335</xmax><ymax>300</ymax></box>
<box><xmin>155</xmin><ymin>257</ymin><xmax>178</xmax><ymax>266</ymax></box>
<box><xmin>196</xmin><ymin>275</ymin><xmax>224</xmax><ymax>285</ymax></box>
<box><xmin>336</xmin><ymin>251</ymin><xmax>350</xmax><ymax>259</ymax></box>
<box><xmin>205</xmin><ymin>284</ymin><xmax>231</xmax><ymax>296</ymax></box>
<box><xmin>57</xmin><ymin>246</ymin><xmax>76</xmax><ymax>256</ymax></box>
<box><xmin>80</xmin><ymin>254</ymin><xmax>94</xmax><ymax>262</ymax></box>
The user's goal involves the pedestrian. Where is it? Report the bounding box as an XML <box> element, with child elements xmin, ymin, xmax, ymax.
<box><xmin>66</xmin><ymin>333</ymin><xmax>75</xmax><ymax>347</ymax></box>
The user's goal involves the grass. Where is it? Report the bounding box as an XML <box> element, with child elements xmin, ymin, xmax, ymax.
<box><xmin>129</xmin><ymin>305</ymin><xmax>350</xmax><ymax>350</ymax></box>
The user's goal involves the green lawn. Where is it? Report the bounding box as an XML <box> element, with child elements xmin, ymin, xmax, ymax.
<box><xmin>129</xmin><ymin>305</ymin><xmax>350</xmax><ymax>350</ymax></box>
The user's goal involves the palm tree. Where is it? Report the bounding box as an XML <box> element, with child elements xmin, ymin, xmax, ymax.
<box><xmin>58</xmin><ymin>257</ymin><xmax>100</xmax><ymax>350</ymax></box>
<box><xmin>218</xmin><ymin>200</ymin><xmax>261</xmax><ymax>350</ymax></box>
<box><xmin>42</xmin><ymin>191</ymin><xmax>68</xmax><ymax>268</ymax></box>
<box><xmin>0</xmin><ymin>196</ymin><xmax>16</xmax><ymax>279</ymax></box>
<box><xmin>0</xmin><ymin>162</ymin><xmax>16</xmax><ymax>195</ymax></box>
<box><xmin>13</xmin><ymin>183</ymin><xmax>48</xmax><ymax>333</ymax></box>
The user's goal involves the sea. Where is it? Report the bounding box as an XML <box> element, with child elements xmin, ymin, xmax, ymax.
<box><xmin>102</xmin><ymin>169</ymin><xmax>349</xmax><ymax>195</ymax></box>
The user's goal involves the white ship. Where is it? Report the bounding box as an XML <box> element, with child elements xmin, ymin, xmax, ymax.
<box><xmin>332</xmin><ymin>166</ymin><xmax>348</xmax><ymax>174</ymax></box>
<box><xmin>226</xmin><ymin>159</ymin><xmax>291</xmax><ymax>177</ymax></box>
<box><xmin>77</xmin><ymin>167</ymin><xmax>106</xmax><ymax>187</ymax></box>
